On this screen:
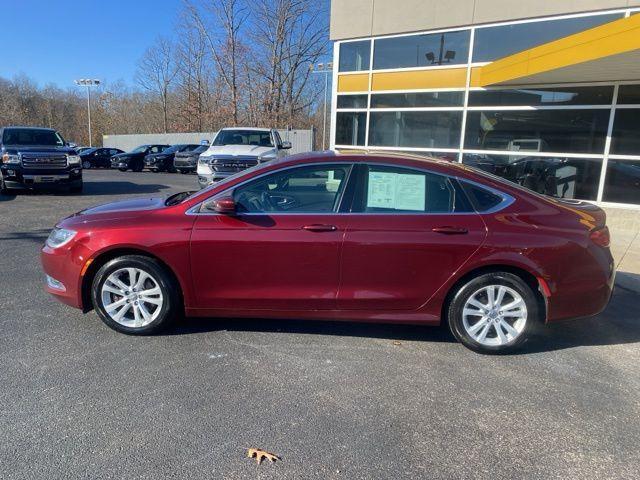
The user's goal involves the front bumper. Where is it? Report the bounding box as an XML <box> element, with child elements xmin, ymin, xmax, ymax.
<box><xmin>197</xmin><ymin>172</ymin><xmax>235</xmax><ymax>188</ymax></box>
<box><xmin>1</xmin><ymin>165</ymin><xmax>82</xmax><ymax>190</ymax></box>
<box><xmin>41</xmin><ymin>243</ymin><xmax>88</xmax><ymax>309</ymax></box>
<box><xmin>111</xmin><ymin>160</ymin><xmax>129</xmax><ymax>169</ymax></box>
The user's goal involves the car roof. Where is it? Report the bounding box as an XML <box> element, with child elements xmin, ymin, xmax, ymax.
<box><xmin>219</xmin><ymin>127</ymin><xmax>272</xmax><ymax>132</ymax></box>
<box><xmin>1</xmin><ymin>126</ymin><xmax>56</xmax><ymax>132</ymax></box>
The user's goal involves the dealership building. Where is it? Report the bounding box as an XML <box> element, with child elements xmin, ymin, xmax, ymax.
<box><xmin>329</xmin><ymin>1</ymin><xmax>640</xmax><ymax>208</ymax></box>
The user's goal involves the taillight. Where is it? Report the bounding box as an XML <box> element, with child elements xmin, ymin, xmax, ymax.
<box><xmin>590</xmin><ymin>226</ymin><xmax>610</xmax><ymax>248</ymax></box>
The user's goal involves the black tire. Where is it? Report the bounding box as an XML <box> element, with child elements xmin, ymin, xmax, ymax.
<box><xmin>118</xmin><ymin>167</ymin><xmax>127</xmax><ymax>172</ymax></box>
<box><xmin>447</xmin><ymin>272</ymin><xmax>539</xmax><ymax>354</ymax></box>
<box><xmin>0</xmin><ymin>175</ymin><xmax>9</xmax><ymax>195</ymax></box>
<box><xmin>179</xmin><ymin>169</ymin><xmax>188</xmax><ymax>174</ymax></box>
<box><xmin>132</xmin><ymin>161</ymin><xmax>144</xmax><ymax>172</ymax></box>
<box><xmin>91</xmin><ymin>255</ymin><xmax>180</xmax><ymax>335</ymax></box>
<box><xmin>82</xmin><ymin>160</ymin><xmax>92</xmax><ymax>169</ymax></box>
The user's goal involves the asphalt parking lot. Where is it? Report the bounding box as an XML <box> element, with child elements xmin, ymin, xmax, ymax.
<box><xmin>1</xmin><ymin>169</ymin><xmax>639</xmax><ymax>479</ymax></box>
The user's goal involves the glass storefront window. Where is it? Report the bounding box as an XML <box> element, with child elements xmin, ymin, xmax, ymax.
<box><xmin>617</xmin><ymin>84</ymin><xmax>640</xmax><ymax>104</ymax></box>
<box><xmin>335</xmin><ymin>112</ymin><xmax>366</xmax><ymax>146</ymax></box>
<box><xmin>472</xmin><ymin>13</ymin><xmax>623</xmax><ymax>62</ymax></box>
<box><xmin>468</xmin><ymin>86</ymin><xmax>613</xmax><ymax>106</ymax></box>
<box><xmin>370</xmin><ymin>91</ymin><xmax>464</xmax><ymax>108</ymax></box>
<box><xmin>368</xmin><ymin>111</ymin><xmax>462</xmax><ymax>149</ymax></box>
<box><xmin>610</xmin><ymin>109</ymin><xmax>640</xmax><ymax>155</ymax></box>
<box><xmin>337</xmin><ymin>95</ymin><xmax>368</xmax><ymax>109</ymax></box>
<box><xmin>462</xmin><ymin>154</ymin><xmax>601</xmax><ymax>200</ymax></box>
<box><xmin>373</xmin><ymin>30</ymin><xmax>470</xmax><ymax>70</ymax></box>
<box><xmin>602</xmin><ymin>159</ymin><xmax>640</xmax><ymax>204</ymax></box>
<box><xmin>339</xmin><ymin>40</ymin><xmax>371</xmax><ymax>72</ymax></box>
<box><xmin>464</xmin><ymin>110</ymin><xmax>610</xmax><ymax>154</ymax></box>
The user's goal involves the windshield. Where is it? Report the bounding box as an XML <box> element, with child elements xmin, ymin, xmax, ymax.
<box><xmin>194</xmin><ymin>145</ymin><xmax>208</xmax><ymax>153</ymax></box>
<box><xmin>2</xmin><ymin>128</ymin><xmax>65</xmax><ymax>146</ymax></box>
<box><xmin>131</xmin><ymin>145</ymin><xmax>149</xmax><ymax>153</ymax></box>
<box><xmin>162</xmin><ymin>145</ymin><xmax>180</xmax><ymax>154</ymax></box>
<box><xmin>212</xmin><ymin>130</ymin><xmax>273</xmax><ymax>148</ymax></box>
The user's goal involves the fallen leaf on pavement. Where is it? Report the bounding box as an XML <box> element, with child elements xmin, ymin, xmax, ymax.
<box><xmin>392</xmin><ymin>341</ymin><xmax>402</xmax><ymax>346</ymax></box>
<box><xmin>247</xmin><ymin>448</ymin><xmax>280</xmax><ymax>464</ymax></box>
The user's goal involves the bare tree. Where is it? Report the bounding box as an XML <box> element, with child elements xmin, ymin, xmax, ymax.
<box><xmin>135</xmin><ymin>37</ymin><xmax>179</xmax><ymax>132</ymax></box>
<box><xmin>185</xmin><ymin>0</ymin><xmax>248</xmax><ymax>126</ymax></box>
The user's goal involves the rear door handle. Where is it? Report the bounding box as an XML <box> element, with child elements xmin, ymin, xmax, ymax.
<box><xmin>432</xmin><ymin>226</ymin><xmax>468</xmax><ymax>235</ymax></box>
<box><xmin>302</xmin><ymin>224</ymin><xmax>338</xmax><ymax>232</ymax></box>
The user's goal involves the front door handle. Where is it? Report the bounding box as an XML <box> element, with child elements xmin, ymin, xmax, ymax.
<box><xmin>432</xmin><ymin>226</ymin><xmax>468</xmax><ymax>235</ymax></box>
<box><xmin>302</xmin><ymin>224</ymin><xmax>337</xmax><ymax>232</ymax></box>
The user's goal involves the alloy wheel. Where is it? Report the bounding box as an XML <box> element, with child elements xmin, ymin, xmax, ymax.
<box><xmin>100</xmin><ymin>267</ymin><xmax>164</xmax><ymax>328</ymax></box>
<box><xmin>461</xmin><ymin>285</ymin><xmax>527</xmax><ymax>347</ymax></box>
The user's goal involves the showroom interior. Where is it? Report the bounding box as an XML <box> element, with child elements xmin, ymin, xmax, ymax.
<box><xmin>330</xmin><ymin>1</ymin><xmax>640</xmax><ymax>208</ymax></box>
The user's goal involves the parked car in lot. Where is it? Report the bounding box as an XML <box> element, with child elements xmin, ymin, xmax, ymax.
<box><xmin>111</xmin><ymin>145</ymin><xmax>170</xmax><ymax>172</ymax></box>
<box><xmin>197</xmin><ymin>127</ymin><xmax>291</xmax><ymax>188</ymax></box>
<box><xmin>144</xmin><ymin>144</ymin><xmax>201</xmax><ymax>173</ymax></box>
<box><xmin>41</xmin><ymin>151</ymin><xmax>615</xmax><ymax>354</ymax></box>
<box><xmin>79</xmin><ymin>147</ymin><xmax>124</xmax><ymax>169</ymax></box>
<box><xmin>0</xmin><ymin>126</ymin><xmax>82</xmax><ymax>194</ymax></box>
<box><xmin>174</xmin><ymin>144</ymin><xmax>209</xmax><ymax>174</ymax></box>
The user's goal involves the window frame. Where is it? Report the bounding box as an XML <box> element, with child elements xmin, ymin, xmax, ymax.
<box><xmin>190</xmin><ymin>162</ymin><xmax>357</xmax><ymax>215</ymax></box>
<box><xmin>347</xmin><ymin>162</ymin><xmax>512</xmax><ymax>215</ymax></box>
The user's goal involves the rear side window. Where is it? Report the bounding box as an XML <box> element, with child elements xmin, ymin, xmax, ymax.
<box><xmin>352</xmin><ymin>165</ymin><xmax>472</xmax><ymax>213</ymax></box>
<box><xmin>461</xmin><ymin>182</ymin><xmax>504</xmax><ymax>212</ymax></box>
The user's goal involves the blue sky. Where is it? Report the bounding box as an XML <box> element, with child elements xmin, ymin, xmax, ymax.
<box><xmin>0</xmin><ymin>0</ymin><xmax>182</xmax><ymax>88</ymax></box>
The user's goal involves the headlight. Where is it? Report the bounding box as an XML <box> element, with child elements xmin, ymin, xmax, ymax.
<box><xmin>198</xmin><ymin>156</ymin><xmax>212</xmax><ymax>165</ymax></box>
<box><xmin>46</xmin><ymin>227</ymin><xmax>77</xmax><ymax>248</ymax></box>
<box><xmin>67</xmin><ymin>155</ymin><xmax>81</xmax><ymax>165</ymax></box>
<box><xmin>1</xmin><ymin>153</ymin><xmax>20</xmax><ymax>164</ymax></box>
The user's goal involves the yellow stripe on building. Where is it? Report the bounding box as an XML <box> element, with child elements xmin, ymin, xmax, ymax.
<box><xmin>474</xmin><ymin>14</ymin><xmax>640</xmax><ymax>86</ymax></box>
<box><xmin>337</xmin><ymin>73</ymin><xmax>370</xmax><ymax>92</ymax></box>
<box><xmin>371</xmin><ymin>68</ymin><xmax>467</xmax><ymax>91</ymax></box>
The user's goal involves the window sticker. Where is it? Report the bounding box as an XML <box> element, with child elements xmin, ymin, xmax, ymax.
<box><xmin>367</xmin><ymin>171</ymin><xmax>426</xmax><ymax>211</ymax></box>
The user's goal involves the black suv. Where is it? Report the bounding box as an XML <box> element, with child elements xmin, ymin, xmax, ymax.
<box><xmin>144</xmin><ymin>144</ymin><xmax>201</xmax><ymax>172</ymax></box>
<box><xmin>111</xmin><ymin>145</ymin><xmax>170</xmax><ymax>172</ymax></box>
<box><xmin>174</xmin><ymin>144</ymin><xmax>208</xmax><ymax>174</ymax></box>
<box><xmin>79</xmin><ymin>147</ymin><xmax>124</xmax><ymax>169</ymax></box>
<box><xmin>0</xmin><ymin>126</ymin><xmax>82</xmax><ymax>194</ymax></box>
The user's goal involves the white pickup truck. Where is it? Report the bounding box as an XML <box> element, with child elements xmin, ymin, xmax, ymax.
<box><xmin>197</xmin><ymin>127</ymin><xmax>291</xmax><ymax>188</ymax></box>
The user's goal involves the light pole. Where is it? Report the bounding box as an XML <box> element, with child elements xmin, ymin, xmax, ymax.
<box><xmin>310</xmin><ymin>62</ymin><xmax>333</xmax><ymax>150</ymax></box>
<box><xmin>74</xmin><ymin>79</ymin><xmax>100</xmax><ymax>147</ymax></box>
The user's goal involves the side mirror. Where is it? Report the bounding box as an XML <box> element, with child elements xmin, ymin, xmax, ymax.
<box><xmin>281</xmin><ymin>141</ymin><xmax>292</xmax><ymax>150</ymax></box>
<box><xmin>204</xmin><ymin>196</ymin><xmax>236</xmax><ymax>214</ymax></box>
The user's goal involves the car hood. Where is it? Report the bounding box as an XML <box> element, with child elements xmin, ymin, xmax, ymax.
<box><xmin>200</xmin><ymin>144</ymin><xmax>275</xmax><ymax>158</ymax></box>
<box><xmin>3</xmin><ymin>145</ymin><xmax>76</xmax><ymax>154</ymax></box>
<box><xmin>59</xmin><ymin>198</ymin><xmax>167</xmax><ymax>228</ymax></box>
<box><xmin>112</xmin><ymin>153</ymin><xmax>136</xmax><ymax>160</ymax></box>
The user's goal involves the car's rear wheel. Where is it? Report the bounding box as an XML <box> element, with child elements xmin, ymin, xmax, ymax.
<box><xmin>133</xmin><ymin>161</ymin><xmax>144</xmax><ymax>172</ymax></box>
<box><xmin>91</xmin><ymin>255</ymin><xmax>179</xmax><ymax>334</ymax></box>
<box><xmin>118</xmin><ymin>167</ymin><xmax>127</xmax><ymax>172</ymax></box>
<box><xmin>447</xmin><ymin>272</ymin><xmax>539</xmax><ymax>354</ymax></box>
<box><xmin>179</xmin><ymin>169</ymin><xmax>188</xmax><ymax>174</ymax></box>
<box><xmin>82</xmin><ymin>160</ymin><xmax>91</xmax><ymax>169</ymax></box>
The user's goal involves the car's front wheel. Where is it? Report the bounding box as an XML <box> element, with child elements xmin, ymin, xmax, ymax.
<box><xmin>91</xmin><ymin>255</ymin><xmax>180</xmax><ymax>334</ymax></box>
<box><xmin>447</xmin><ymin>272</ymin><xmax>539</xmax><ymax>354</ymax></box>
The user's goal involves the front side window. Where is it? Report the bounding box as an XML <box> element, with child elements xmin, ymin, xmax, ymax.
<box><xmin>232</xmin><ymin>164</ymin><xmax>351</xmax><ymax>213</ymax></box>
<box><xmin>339</xmin><ymin>40</ymin><xmax>371</xmax><ymax>72</ymax></box>
<box><xmin>352</xmin><ymin>165</ymin><xmax>470</xmax><ymax>213</ymax></box>
<box><xmin>610</xmin><ymin>109</ymin><xmax>640</xmax><ymax>155</ymax></box>
<box><xmin>373</xmin><ymin>30</ymin><xmax>470</xmax><ymax>69</ymax></box>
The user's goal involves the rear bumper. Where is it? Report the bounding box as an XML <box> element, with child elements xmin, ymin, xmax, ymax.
<box><xmin>546</xmin><ymin>247</ymin><xmax>616</xmax><ymax>322</ymax></box>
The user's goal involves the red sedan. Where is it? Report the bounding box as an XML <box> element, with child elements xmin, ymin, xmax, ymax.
<box><xmin>41</xmin><ymin>152</ymin><xmax>615</xmax><ymax>353</ymax></box>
